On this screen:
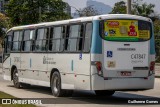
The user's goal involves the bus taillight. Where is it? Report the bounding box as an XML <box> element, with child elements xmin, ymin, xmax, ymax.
<box><xmin>149</xmin><ymin>61</ymin><xmax>155</xmax><ymax>75</ymax></box>
<box><xmin>96</xmin><ymin>62</ymin><xmax>103</xmax><ymax>76</ymax></box>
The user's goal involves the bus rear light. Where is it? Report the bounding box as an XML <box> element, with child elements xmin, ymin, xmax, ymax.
<box><xmin>149</xmin><ymin>61</ymin><xmax>155</xmax><ymax>75</ymax></box>
<box><xmin>95</xmin><ymin>62</ymin><xmax>103</xmax><ymax>76</ymax></box>
<box><xmin>150</xmin><ymin>61</ymin><xmax>155</xmax><ymax>71</ymax></box>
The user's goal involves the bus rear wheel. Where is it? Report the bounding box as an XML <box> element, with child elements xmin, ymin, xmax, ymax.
<box><xmin>51</xmin><ymin>72</ymin><xmax>65</xmax><ymax>97</ymax></box>
<box><xmin>13</xmin><ymin>68</ymin><xmax>21</xmax><ymax>88</ymax></box>
<box><xmin>95</xmin><ymin>90</ymin><xmax>115</xmax><ymax>96</ymax></box>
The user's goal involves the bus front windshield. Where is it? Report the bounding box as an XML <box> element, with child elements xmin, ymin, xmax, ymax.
<box><xmin>101</xmin><ymin>19</ymin><xmax>152</xmax><ymax>42</ymax></box>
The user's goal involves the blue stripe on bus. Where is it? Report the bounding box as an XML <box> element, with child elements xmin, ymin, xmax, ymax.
<box><xmin>150</xmin><ymin>24</ymin><xmax>156</xmax><ymax>55</ymax></box>
<box><xmin>91</xmin><ymin>20</ymin><xmax>102</xmax><ymax>54</ymax></box>
<box><xmin>71</xmin><ymin>60</ymin><xmax>74</xmax><ymax>71</ymax></box>
<box><xmin>30</xmin><ymin>58</ymin><xmax>32</xmax><ymax>68</ymax></box>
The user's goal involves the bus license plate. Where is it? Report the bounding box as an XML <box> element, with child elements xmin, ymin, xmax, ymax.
<box><xmin>121</xmin><ymin>71</ymin><xmax>131</xmax><ymax>76</ymax></box>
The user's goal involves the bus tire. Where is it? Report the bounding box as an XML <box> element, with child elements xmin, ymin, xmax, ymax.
<box><xmin>51</xmin><ymin>71</ymin><xmax>65</xmax><ymax>97</ymax></box>
<box><xmin>95</xmin><ymin>90</ymin><xmax>115</xmax><ymax>96</ymax></box>
<box><xmin>13</xmin><ymin>68</ymin><xmax>21</xmax><ymax>88</ymax></box>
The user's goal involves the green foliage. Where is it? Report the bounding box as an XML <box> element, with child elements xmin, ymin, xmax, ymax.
<box><xmin>5</xmin><ymin>0</ymin><xmax>71</xmax><ymax>26</ymax></box>
<box><xmin>132</xmin><ymin>0</ymin><xmax>155</xmax><ymax>17</ymax></box>
<box><xmin>110</xmin><ymin>0</ymin><xmax>155</xmax><ymax>17</ymax></box>
<box><xmin>0</xmin><ymin>13</ymin><xmax>9</xmax><ymax>38</ymax></box>
<box><xmin>154</xmin><ymin>19</ymin><xmax>160</xmax><ymax>62</ymax></box>
<box><xmin>110</xmin><ymin>1</ymin><xmax>126</xmax><ymax>14</ymax></box>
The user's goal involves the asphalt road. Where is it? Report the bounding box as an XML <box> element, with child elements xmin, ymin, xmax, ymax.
<box><xmin>0</xmin><ymin>69</ymin><xmax>160</xmax><ymax>107</ymax></box>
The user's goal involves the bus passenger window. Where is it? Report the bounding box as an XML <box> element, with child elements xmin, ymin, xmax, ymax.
<box><xmin>67</xmin><ymin>25</ymin><xmax>80</xmax><ymax>52</ymax></box>
<box><xmin>83</xmin><ymin>23</ymin><xmax>92</xmax><ymax>52</ymax></box>
<box><xmin>77</xmin><ymin>24</ymin><xmax>84</xmax><ymax>51</ymax></box>
<box><xmin>49</xmin><ymin>26</ymin><xmax>63</xmax><ymax>52</ymax></box>
<box><xmin>34</xmin><ymin>28</ymin><xmax>48</xmax><ymax>52</ymax></box>
<box><xmin>12</xmin><ymin>31</ymin><xmax>23</xmax><ymax>51</ymax></box>
<box><xmin>22</xmin><ymin>30</ymin><xmax>35</xmax><ymax>52</ymax></box>
<box><xmin>64</xmin><ymin>26</ymin><xmax>70</xmax><ymax>51</ymax></box>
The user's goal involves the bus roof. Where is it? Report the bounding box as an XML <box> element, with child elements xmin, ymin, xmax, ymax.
<box><xmin>7</xmin><ymin>14</ymin><xmax>151</xmax><ymax>33</ymax></box>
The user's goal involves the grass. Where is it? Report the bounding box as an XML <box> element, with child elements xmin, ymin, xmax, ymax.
<box><xmin>0</xmin><ymin>91</ymin><xmax>36</xmax><ymax>107</ymax></box>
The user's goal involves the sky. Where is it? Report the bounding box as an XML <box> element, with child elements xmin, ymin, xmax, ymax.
<box><xmin>63</xmin><ymin>0</ymin><xmax>160</xmax><ymax>14</ymax></box>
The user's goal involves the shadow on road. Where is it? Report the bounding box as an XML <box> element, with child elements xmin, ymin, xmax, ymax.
<box><xmin>7</xmin><ymin>84</ymin><xmax>160</xmax><ymax>105</ymax></box>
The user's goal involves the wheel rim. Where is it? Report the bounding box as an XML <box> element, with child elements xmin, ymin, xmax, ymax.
<box><xmin>13</xmin><ymin>69</ymin><xmax>19</xmax><ymax>86</ymax></box>
<box><xmin>53</xmin><ymin>76</ymin><xmax>60</xmax><ymax>94</ymax></box>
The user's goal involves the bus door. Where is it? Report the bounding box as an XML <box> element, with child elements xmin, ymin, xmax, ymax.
<box><xmin>11</xmin><ymin>31</ymin><xmax>23</xmax><ymax>72</ymax></box>
<box><xmin>3</xmin><ymin>31</ymin><xmax>13</xmax><ymax>76</ymax></box>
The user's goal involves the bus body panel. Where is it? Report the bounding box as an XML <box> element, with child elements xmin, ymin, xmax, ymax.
<box><xmin>103</xmin><ymin>41</ymin><xmax>150</xmax><ymax>78</ymax></box>
<box><xmin>3</xmin><ymin>57</ymin><xmax>11</xmax><ymax>81</ymax></box>
<box><xmin>47</xmin><ymin>53</ymin><xmax>91</xmax><ymax>90</ymax></box>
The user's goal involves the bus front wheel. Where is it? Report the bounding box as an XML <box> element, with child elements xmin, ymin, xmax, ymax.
<box><xmin>51</xmin><ymin>72</ymin><xmax>65</xmax><ymax>97</ymax></box>
<box><xmin>95</xmin><ymin>90</ymin><xmax>115</xmax><ymax>96</ymax></box>
<box><xmin>13</xmin><ymin>68</ymin><xmax>21</xmax><ymax>88</ymax></box>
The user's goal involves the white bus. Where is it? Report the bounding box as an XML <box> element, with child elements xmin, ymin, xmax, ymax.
<box><xmin>2</xmin><ymin>14</ymin><xmax>155</xmax><ymax>97</ymax></box>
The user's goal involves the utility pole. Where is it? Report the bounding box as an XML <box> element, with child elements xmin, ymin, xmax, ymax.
<box><xmin>127</xmin><ymin>0</ymin><xmax>132</xmax><ymax>14</ymax></box>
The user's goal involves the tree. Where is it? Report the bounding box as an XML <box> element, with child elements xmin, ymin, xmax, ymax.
<box><xmin>110</xmin><ymin>1</ymin><xmax>126</xmax><ymax>14</ymax></box>
<box><xmin>0</xmin><ymin>13</ymin><xmax>9</xmax><ymax>38</ymax></box>
<box><xmin>132</xmin><ymin>0</ymin><xmax>155</xmax><ymax>17</ymax></box>
<box><xmin>75</xmin><ymin>5</ymin><xmax>99</xmax><ymax>17</ymax></box>
<box><xmin>110</xmin><ymin>0</ymin><xmax>155</xmax><ymax>17</ymax></box>
<box><xmin>5</xmin><ymin>0</ymin><xmax>71</xmax><ymax>26</ymax></box>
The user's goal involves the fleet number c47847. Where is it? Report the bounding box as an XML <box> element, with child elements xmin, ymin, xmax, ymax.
<box><xmin>131</xmin><ymin>54</ymin><xmax>146</xmax><ymax>59</ymax></box>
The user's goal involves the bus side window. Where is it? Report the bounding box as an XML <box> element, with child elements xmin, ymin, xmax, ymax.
<box><xmin>22</xmin><ymin>30</ymin><xmax>35</xmax><ymax>52</ymax></box>
<box><xmin>83</xmin><ymin>23</ymin><xmax>92</xmax><ymax>52</ymax></box>
<box><xmin>34</xmin><ymin>28</ymin><xmax>49</xmax><ymax>52</ymax></box>
<box><xmin>67</xmin><ymin>24</ymin><xmax>81</xmax><ymax>52</ymax></box>
<box><xmin>77</xmin><ymin>24</ymin><xmax>84</xmax><ymax>51</ymax></box>
<box><xmin>64</xmin><ymin>26</ymin><xmax>70</xmax><ymax>51</ymax></box>
<box><xmin>49</xmin><ymin>26</ymin><xmax>63</xmax><ymax>52</ymax></box>
<box><xmin>12</xmin><ymin>31</ymin><xmax>23</xmax><ymax>52</ymax></box>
